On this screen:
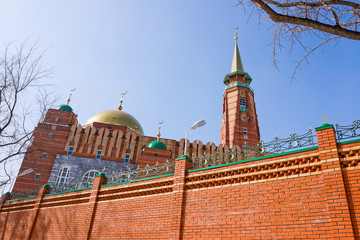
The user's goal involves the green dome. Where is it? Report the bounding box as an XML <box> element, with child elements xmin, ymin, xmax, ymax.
<box><xmin>147</xmin><ymin>141</ymin><xmax>167</xmax><ymax>150</ymax></box>
<box><xmin>58</xmin><ymin>104</ymin><xmax>73</xmax><ymax>112</ymax></box>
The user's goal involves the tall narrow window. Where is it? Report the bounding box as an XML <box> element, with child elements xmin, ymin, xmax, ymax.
<box><xmin>96</xmin><ymin>150</ymin><xmax>102</xmax><ymax>160</ymax></box>
<box><xmin>240</xmin><ymin>98</ymin><xmax>246</xmax><ymax>108</ymax></box>
<box><xmin>243</xmin><ymin>128</ymin><xmax>248</xmax><ymax>135</ymax></box>
<box><xmin>244</xmin><ymin>142</ymin><xmax>248</xmax><ymax>149</ymax></box>
<box><xmin>124</xmin><ymin>154</ymin><xmax>130</xmax><ymax>163</ymax></box>
<box><xmin>67</xmin><ymin>146</ymin><xmax>74</xmax><ymax>156</ymax></box>
<box><xmin>55</xmin><ymin>168</ymin><xmax>69</xmax><ymax>186</ymax></box>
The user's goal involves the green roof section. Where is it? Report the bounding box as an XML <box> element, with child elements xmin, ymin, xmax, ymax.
<box><xmin>147</xmin><ymin>140</ymin><xmax>167</xmax><ymax>150</ymax></box>
<box><xmin>315</xmin><ymin>123</ymin><xmax>334</xmax><ymax>131</ymax></box>
<box><xmin>223</xmin><ymin>71</ymin><xmax>253</xmax><ymax>86</ymax></box>
<box><xmin>58</xmin><ymin>104</ymin><xmax>73</xmax><ymax>112</ymax></box>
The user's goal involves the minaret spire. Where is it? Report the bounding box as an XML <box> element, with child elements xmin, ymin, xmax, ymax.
<box><xmin>231</xmin><ymin>27</ymin><xmax>244</xmax><ymax>73</ymax></box>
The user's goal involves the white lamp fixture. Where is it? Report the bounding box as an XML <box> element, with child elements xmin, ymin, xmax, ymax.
<box><xmin>184</xmin><ymin>120</ymin><xmax>206</xmax><ymax>155</ymax></box>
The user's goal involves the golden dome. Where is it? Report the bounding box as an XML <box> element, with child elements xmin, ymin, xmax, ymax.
<box><xmin>85</xmin><ymin>110</ymin><xmax>144</xmax><ymax>135</ymax></box>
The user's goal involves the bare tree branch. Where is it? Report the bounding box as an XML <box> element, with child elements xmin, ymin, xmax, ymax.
<box><xmin>0</xmin><ymin>41</ymin><xmax>55</xmax><ymax>188</ymax></box>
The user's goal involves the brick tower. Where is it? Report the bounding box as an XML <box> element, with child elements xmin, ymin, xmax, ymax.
<box><xmin>220</xmin><ymin>31</ymin><xmax>260</xmax><ymax>148</ymax></box>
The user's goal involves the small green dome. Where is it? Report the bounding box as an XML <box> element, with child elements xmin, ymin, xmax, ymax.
<box><xmin>58</xmin><ymin>104</ymin><xmax>73</xmax><ymax>112</ymax></box>
<box><xmin>147</xmin><ymin>141</ymin><xmax>167</xmax><ymax>150</ymax></box>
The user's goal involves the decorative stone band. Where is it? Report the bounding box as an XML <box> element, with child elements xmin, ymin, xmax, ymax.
<box><xmin>97</xmin><ymin>179</ymin><xmax>173</xmax><ymax>202</ymax></box>
<box><xmin>185</xmin><ymin>154</ymin><xmax>321</xmax><ymax>190</ymax></box>
<box><xmin>338</xmin><ymin>145</ymin><xmax>360</xmax><ymax>169</ymax></box>
<box><xmin>186</xmin><ymin>154</ymin><xmax>321</xmax><ymax>190</ymax></box>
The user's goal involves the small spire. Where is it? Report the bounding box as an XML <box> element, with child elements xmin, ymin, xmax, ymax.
<box><xmin>231</xmin><ymin>27</ymin><xmax>244</xmax><ymax>73</ymax></box>
<box><xmin>118</xmin><ymin>91</ymin><xmax>127</xmax><ymax>110</ymax></box>
<box><xmin>157</xmin><ymin>121</ymin><xmax>164</xmax><ymax>141</ymax></box>
<box><xmin>66</xmin><ymin>88</ymin><xmax>76</xmax><ymax>105</ymax></box>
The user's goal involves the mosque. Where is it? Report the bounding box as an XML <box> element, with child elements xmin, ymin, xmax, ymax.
<box><xmin>3</xmin><ymin>32</ymin><xmax>360</xmax><ymax>240</ymax></box>
<box><xmin>12</xmin><ymin>31</ymin><xmax>261</xmax><ymax>192</ymax></box>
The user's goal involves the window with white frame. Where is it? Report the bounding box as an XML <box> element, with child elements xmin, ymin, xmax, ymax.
<box><xmin>34</xmin><ymin>173</ymin><xmax>41</xmax><ymax>180</ymax></box>
<box><xmin>82</xmin><ymin>170</ymin><xmax>100</xmax><ymax>185</ymax></box>
<box><xmin>96</xmin><ymin>150</ymin><xmax>102</xmax><ymax>160</ymax></box>
<box><xmin>244</xmin><ymin>142</ymin><xmax>248</xmax><ymax>149</ymax></box>
<box><xmin>48</xmin><ymin>133</ymin><xmax>53</xmax><ymax>139</ymax></box>
<box><xmin>67</xmin><ymin>146</ymin><xmax>74</xmax><ymax>156</ymax></box>
<box><xmin>55</xmin><ymin>167</ymin><xmax>70</xmax><ymax>186</ymax></box>
<box><xmin>243</xmin><ymin>128</ymin><xmax>248</xmax><ymax>135</ymax></box>
<box><xmin>124</xmin><ymin>154</ymin><xmax>130</xmax><ymax>163</ymax></box>
<box><xmin>240</xmin><ymin>98</ymin><xmax>246</xmax><ymax>108</ymax></box>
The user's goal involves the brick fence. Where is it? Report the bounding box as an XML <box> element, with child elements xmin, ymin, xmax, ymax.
<box><xmin>1</xmin><ymin>124</ymin><xmax>359</xmax><ymax>239</ymax></box>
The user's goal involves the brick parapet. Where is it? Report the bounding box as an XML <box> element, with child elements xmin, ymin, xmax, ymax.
<box><xmin>2</xmin><ymin>138</ymin><xmax>360</xmax><ymax>239</ymax></box>
<box><xmin>27</xmin><ymin>185</ymin><xmax>52</xmax><ymax>240</ymax></box>
<box><xmin>169</xmin><ymin>155</ymin><xmax>192</xmax><ymax>240</ymax></box>
<box><xmin>316</xmin><ymin>124</ymin><xmax>355</xmax><ymax>239</ymax></box>
<box><xmin>85</xmin><ymin>174</ymin><xmax>107</xmax><ymax>240</ymax></box>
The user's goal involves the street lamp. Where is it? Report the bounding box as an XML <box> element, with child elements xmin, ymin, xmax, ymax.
<box><xmin>184</xmin><ymin>120</ymin><xmax>206</xmax><ymax>155</ymax></box>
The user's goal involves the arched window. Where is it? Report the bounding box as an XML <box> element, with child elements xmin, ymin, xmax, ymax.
<box><xmin>56</xmin><ymin>167</ymin><xmax>70</xmax><ymax>186</ymax></box>
<box><xmin>82</xmin><ymin>170</ymin><xmax>100</xmax><ymax>186</ymax></box>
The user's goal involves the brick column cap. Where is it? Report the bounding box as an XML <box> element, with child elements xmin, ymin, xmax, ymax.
<box><xmin>175</xmin><ymin>155</ymin><xmax>193</xmax><ymax>162</ymax></box>
<box><xmin>41</xmin><ymin>184</ymin><xmax>52</xmax><ymax>190</ymax></box>
<box><xmin>315</xmin><ymin>123</ymin><xmax>334</xmax><ymax>131</ymax></box>
<box><xmin>94</xmin><ymin>172</ymin><xmax>107</xmax><ymax>179</ymax></box>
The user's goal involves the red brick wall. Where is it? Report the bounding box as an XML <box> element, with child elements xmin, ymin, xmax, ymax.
<box><xmin>2</xmin><ymin>125</ymin><xmax>360</xmax><ymax>239</ymax></box>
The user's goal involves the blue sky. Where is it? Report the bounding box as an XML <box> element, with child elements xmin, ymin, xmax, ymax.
<box><xmin>1</xmin><ymin>0</ymin><xmax>359</xmax><ymax>146</ymax></box>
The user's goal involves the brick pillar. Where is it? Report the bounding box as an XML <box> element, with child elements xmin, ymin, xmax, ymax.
<box><xmin>170</xmin><ymin>155</ymin><xmax>192</xmax><ymax>240</ymax></box>
<box><xmin>0</xmin><ymin>192</ymin><xmax>11</xmax><ymax>211</ymax></box>
<box><xmin>27</xmin><ymin>184</ymin><xmax>52</xmax><ymax>240</ymax></box>
<box><xmin>85</xmin><ymin>173</ymin><xmax>107</xmax><ymax>240</ymax></box>
<box><xmin>316</xmin><ymin>123</ymin><xmax>355</xmax><ymax>239</ymax></box>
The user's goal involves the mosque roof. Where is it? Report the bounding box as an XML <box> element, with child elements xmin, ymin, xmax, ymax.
<box><xmin>58</xmin><ymin>104</ymin><xmax>73</xmax><ymax>112</ymax></box>
<box><xmin>147</xmin><ymin>140</ymin><xmax>167</xmax><ymax>150</ymax></box>
<box><xmin>85</xmin><ymin>109</ymin><xmax>144</xmax><ymax>135</ymax></box>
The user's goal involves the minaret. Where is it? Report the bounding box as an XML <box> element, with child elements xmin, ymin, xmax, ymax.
<box><xmin>220</xmin><ymin>29</ymin><xmax>260</xmax><ymax>148</ymax></box>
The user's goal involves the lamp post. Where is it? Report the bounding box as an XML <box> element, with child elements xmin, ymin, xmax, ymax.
<box><xmin>184</xmin><ymin>120</ymin><xmax>206</xmax><ymax>155</ymax></box>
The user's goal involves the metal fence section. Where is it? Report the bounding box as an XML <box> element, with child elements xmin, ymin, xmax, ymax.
<box><xmin>10</xmin><ymin>187</ymin><xmax>40</xmax><ymax>200</ymax></box>
<box><xmin>335</xmin><ymin>120</ymin><xmax>360</xmax><ymax>141</ymax></box>
<box><xmin>192</xmin><ymin>128</ymin><xmax>317</xmax><ymax>170</ymax></box>
<box><xmin>107</xmin><ymin>160</ymin><xmax>175</xmax><ymax>184</ymax></box>
<box><xmin>50</xmin><ymin>160</ymin><xmax>175</xmax><ymax>193</ymax></box>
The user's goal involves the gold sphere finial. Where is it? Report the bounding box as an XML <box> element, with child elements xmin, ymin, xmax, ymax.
<box><xmin>67</xmin><ymin>88</ymin><xmax>76</xmax><ymax>105</ymax></box>
<box><xmin>118</xmin><ymin>91</ymin><xmax>127</xmax><ymax>111</ymax></box>
<box><xmin>157</xmin><ymin>121</ymin><xmax>164</xmax><ymax>141</ymax></box>
<box><xmin>234</xmin><ymin>26</ymin><xmax>239</xmax><ymax>41</ymax></box>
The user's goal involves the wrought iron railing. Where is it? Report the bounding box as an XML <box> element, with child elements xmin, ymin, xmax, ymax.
<box><xmin>50</xmin><ymin>160</ymin><xmax>175</xmax><ymax>193</ymax></box>
<box><xmin>9</xmin><ymin>187</ymin><xmax>40</xmax><ymax>200</ymax></box>
<box><xmin>192</xmin><ymin>128</ymin><xmax>317</xmax><ymax>170</ymax></box>
<box><xmin>106</xmin><ymin>160</ymin><xmax>175</xmax><ymax>184</ymax></box>
<box><xmin>335</xmin><ymin>120</ymin><xmax>360</xmax><ymax>141</ymax></box>
<box><xmin>5</xmin><ymin>161</ymin><xmax>176</xmax><ymax>199</ymax></box>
